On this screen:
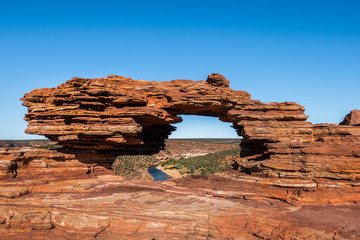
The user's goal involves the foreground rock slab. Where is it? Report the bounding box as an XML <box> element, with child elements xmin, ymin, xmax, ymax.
<box><xmin>1</xmin><ymin>171</ymin><xmax>359</xmax><ymax>240</ymax></box>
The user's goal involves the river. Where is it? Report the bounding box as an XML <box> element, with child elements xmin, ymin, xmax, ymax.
<box><xmin>147</xmin><ymin>166</ymin><xmax>172</xmax><ymax>181</ymax></box>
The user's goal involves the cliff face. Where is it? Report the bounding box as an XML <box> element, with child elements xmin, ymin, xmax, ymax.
<box><xmin>1</xmin><ymin>170</ymin><xmax>359</xmax><ymax>240</ymax></box>
<box><xmin>1</xmin><ymin>73</ymin><xmax>360</xmax><ymax>239</ymax></box>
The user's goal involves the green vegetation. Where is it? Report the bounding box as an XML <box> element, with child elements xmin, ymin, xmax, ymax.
<box><xmin>37</xmin><ymin>144</ymin><xmax>63</xmax><ymax>150</ymax></box>
<box><xmin>160</xmin><ymin>148</ymin><xmax>240</xmax><ymax>176</ymax></box>
<box><xmin>112</xmin><ymin>155</ymin><xmax>157</xmax><ymax>179</ymax></box>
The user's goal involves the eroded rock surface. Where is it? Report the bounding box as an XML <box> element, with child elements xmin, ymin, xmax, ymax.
<box><xmin>1</xmin><ymin>170</ymin><xmax>359</xmax><ymax>239</ymax></box>
<box><xmin>21</xmin><ymin>74</ymin><xmax>253</xmax><ymax>154</ymax></box>
<box><xmin>340</xmin><ymin>109</ymin><xmax>360</xmax><ymax>126</ymax></box>
<box><xmin>206</xmin><ymin>73</ymin><xmax>230</xmax><ymax>87</ymax></box>
<box><xmin>0</xmin><ymin>73</ymin><xmax>359</xmax><ymax>239</ymax></box>
<box><xmin>19</xmin><ymin>74</ymin><xmax>360</xmax><ymax>181</ymax></box>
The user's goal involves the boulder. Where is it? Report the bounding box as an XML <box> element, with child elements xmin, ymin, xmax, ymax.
<box><xmin>340</xmin><ymin>109</ymin><xmax>360</xmax><ymax>126</ymax></box>
<box><xmin>206</xmin><ymin>73</ymin><xmax>230</xmax><ymax>87</ymax></box>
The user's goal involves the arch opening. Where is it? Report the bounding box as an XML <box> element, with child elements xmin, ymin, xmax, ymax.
<box><xmin>169</xmin><ymin>115</ymin><xmax>240</xmax><ymax>139</ymax></box>
<box><xmin>143</xmin><ymin>115</ymin><xmax>243</xmax><ymax>179</ymax></box>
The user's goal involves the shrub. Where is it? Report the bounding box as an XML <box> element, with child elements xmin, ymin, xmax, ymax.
<box><xmin>161</xmin><ymin>148</ymin><xmax>240</xmax><ymax>177</ymax></box>
<box><xmin>37</xmin><ymin>144</ymin><xmax>63</xmax><ymax>150</ymax></box>
<box><xmin>112</xmin><ymin>155</ymin><xmax>157</xmax><ymax>179</ymax></box>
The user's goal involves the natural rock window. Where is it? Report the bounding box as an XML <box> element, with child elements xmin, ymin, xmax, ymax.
<box><xmin>19</xmin><ymin>73</ymin><xmax>360</xmax><ymax>180</ymax></box>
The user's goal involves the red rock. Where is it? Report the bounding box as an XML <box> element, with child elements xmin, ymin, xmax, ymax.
<box><xmin>1</xmin><ymin>172</ymin><xmax>359</xmax><ymax>239</ymax></box>
<box><xmin>0</xmin><ymin>73</ymin><xmax>359</xmax><ymax>239</ymax></box>
<box><xmin>206</xmin><ymin>73</ymin><xmax>230</xmax><ymax>87</ymax></box>
<box><xmin>340</xmin><ymin>109</ymin><xmax>360</xmax><ymax>126</ymax></box>
<box><xmin>20</xmin><ymin>74</ymin><xmax>305</xmax><ymax>157</ymax></box>
<box><xmin>15</xmin><ymin>74</ymin><xmax>360</xmax><ymax>181</ymax></box>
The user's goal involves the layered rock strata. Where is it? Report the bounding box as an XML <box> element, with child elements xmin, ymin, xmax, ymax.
<box><xmin>21</xmin><ymin>74</ymin><xmax>253</xmax><ymax>154</ymax></box>
<box><xmin>0</xmin><ymin>147</ymin><xmax>113</xmax><ymax>184</ymax></box>
<box><xmin>18</xmin><ymin>74</ymin><xmax>360</xmax><ymax>181</ymax></box>
<box><xmin>1</xmin><ymin>73</ymin><xmax>360</xmax><ymax>239</ymax></box>
<box><xmin>340</xmin><ymin>109</ymin><xmax>360</xmax><ymax>126</ymax></box>
<box><xmin>0</xmin><ymin>171</ymin><xmax>359</xmax><ymax>239</ymax></box>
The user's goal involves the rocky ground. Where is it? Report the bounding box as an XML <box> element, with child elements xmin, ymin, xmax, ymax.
<box><xmin>1</xmin><ymin>146</ymin><xmax>358</xmax><ymax>239</ymax></box>
<box><xmin>1</xmin><ymin>170</ymin><xmax>359</xmax><ymax>239</ymax></box>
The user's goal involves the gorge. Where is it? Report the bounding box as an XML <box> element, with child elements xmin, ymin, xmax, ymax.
<box><xmin>0</xmin><ymin>73</ymin><xmax>359</xmax><ymax>239</ymax></box>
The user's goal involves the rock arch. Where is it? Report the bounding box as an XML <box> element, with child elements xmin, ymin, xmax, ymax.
<box><xmin>21</xmin><ymin>73</ymin><xmax>360</xmax><ymax>179</ymax></box>
<box><xmin>1</xmin><ymin>73</ymin><xmax>359</xmax><ymax>239</ymax></box>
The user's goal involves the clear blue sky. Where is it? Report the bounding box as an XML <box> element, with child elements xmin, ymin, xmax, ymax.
<box><xmin>0</xmin><ymin>0</ymin><xmax>359</xmax><ymax>139</ymax></box>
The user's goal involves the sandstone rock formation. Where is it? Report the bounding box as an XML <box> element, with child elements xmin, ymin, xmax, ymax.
<box><xmin>20</xmin><ymin>73</ymin><xmax>252</xmax><ymax>155</ymax></box>
<box><xmin>18</xmin><ymin>73</ymin><xmax>360</xmax><ymax>180</ymax></box>
<box><xmin>206</xmin><ymin>73</ymin><xmax>230</xmax><ymax>87</ymax></box>
<box><xmin>1</xmin><ymin>170</ymin><xmax>359</xmax><ymax>239</ymax></box>
<box><xmin>0</xmin><ymin>73</ymin><xmax>359</xmax><ymax>239</ymax></box>
<box><xmin>340</xmin><ymin>109</ymin><xmax>360</xmax><ymax>126</ymax></box>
